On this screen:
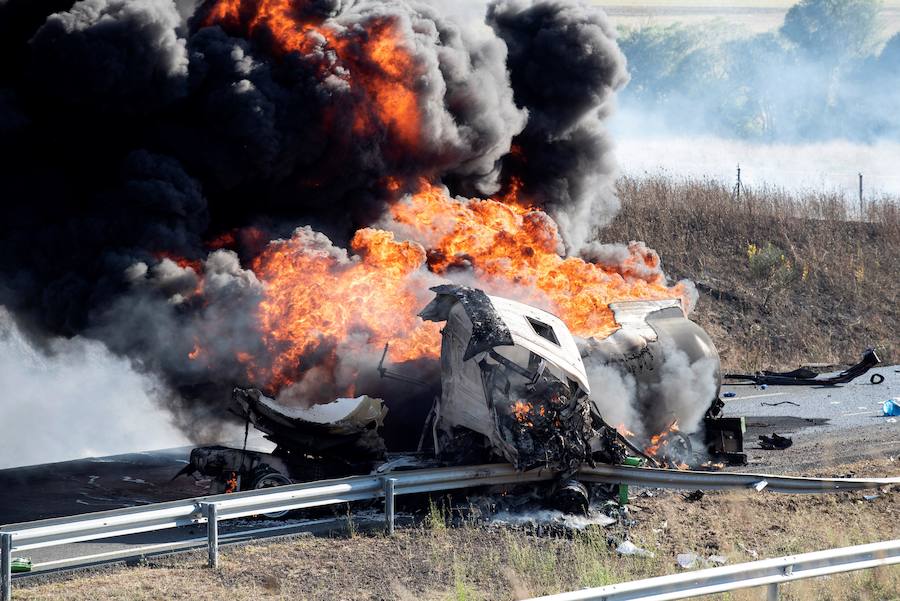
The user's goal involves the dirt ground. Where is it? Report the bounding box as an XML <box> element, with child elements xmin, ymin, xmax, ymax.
<box><xmin>15</xmin><ymin>457</ymin><xmax>900</xmax><ymax>601</ymax></box>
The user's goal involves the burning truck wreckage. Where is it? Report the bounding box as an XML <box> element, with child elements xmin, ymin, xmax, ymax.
<box><xmin>0</xmin><ymin>0</ymin><xmax>886</xmax><ymax>524</ymax></box>
<box><xmin>178</xmin><ymin>283</ymin><xmax>746</xmax><ymax>514</ymax></box>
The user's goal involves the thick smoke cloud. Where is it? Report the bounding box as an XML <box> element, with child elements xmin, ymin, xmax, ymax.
<box><xmin>487</xmin><ymin>0</ymin><xmax>629</xmax><ymax>248</ymax></box>
<box><xmin>585</xmin><ymin>339</ymin><xmax>717</xmax><ymax>443</ymax></box>
<box><xmin>0</xmin><ymin>0</ymin><xmax>628</xmax><ymax>439</ymax></box>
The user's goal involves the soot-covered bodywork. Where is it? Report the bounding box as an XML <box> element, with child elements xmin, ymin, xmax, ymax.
<box><xmin>180</xmin><ymin>285</ymin><xmax>729</xmax><ymax>502</ymax></box>
<box><xmin>233</xmin><ymin>388</ymin><xmax>388</xmax><ymax>461</ymax></box>
<box><xmin>420</xmin><ymin>284</ymin><xmax>622</xmax><ymax>473</ymax></box>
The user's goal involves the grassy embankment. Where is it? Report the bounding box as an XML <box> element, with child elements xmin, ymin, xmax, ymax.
<box><xmin>17</xmin><ymin>459</ymin><xmax>900</xmax><ymax>600</ymax></box>
<box><xmin>605</xmin><ymin>176</ymin><xmax>900</xmax><ymax>372</ymax></box>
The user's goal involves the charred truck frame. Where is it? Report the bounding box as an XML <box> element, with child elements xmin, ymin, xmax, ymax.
<box><xmin>179</xmin><ymin>285</ymin><xmax>740</xmax><ymax>512</ymax></box>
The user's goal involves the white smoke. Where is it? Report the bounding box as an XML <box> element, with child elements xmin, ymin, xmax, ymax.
<box><xmin>643</xmin><ymin>340</ymin><xmax>718</xmax><ymax>437</ymax></box>
<box><xmin>584</xmin><ymin>360</ymin><xmax>642</xmax><ymax>437</ymax></box>
<box><xmin>613</xmin><ymin>134</ymin><xmax>900</xmax><ymax>199</ymax></box>
<box><xmin>585</xmin><ymin>336</ymin><xmax>718</xmax><ymax>443</ymax></box>
<box><xmin>0</xmin><ymin>307</ymin><xmax>189</xmax><ymax>469</ymax></box>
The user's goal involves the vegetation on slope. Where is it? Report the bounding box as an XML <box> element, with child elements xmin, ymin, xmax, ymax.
<box><xmin>603</xmin><ymin>176</ymin><xmax>899</xmax><ymax>370</ymax></box>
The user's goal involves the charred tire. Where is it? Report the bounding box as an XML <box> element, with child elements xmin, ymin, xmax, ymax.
<box><xmin>550</xmin><ymin>479</ymin><xmax>590</xmax><ymax>515</ymax></box>
<box><xmin>871</xmin><ymin>373</ymin><xmax>884</xmax><ymax>385</ymax></box>
<box><xmin>660</xmin><ymin>431</ymin><xmax>693</xmax><ymax>468</ymax></box>
<box><xmin>250</xmin><ymin>468</ymin><xmax>292</xmax><ymax>519</ymax></box>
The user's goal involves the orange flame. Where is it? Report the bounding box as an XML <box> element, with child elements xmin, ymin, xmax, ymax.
<box><xmin>390</xmin><ymin>182</ymin><xmax>689</xmax><ymax>340</ymax></box>
<box><xmin>643</xmin><ymin>420</ymin><xmax>690</xmax><ymax>469</ymax></box>
<box><xmin>242</xmin><ymin>181</ymin><xmax>690</xmax><ymax>393</ymax></box>
<box><xmin>203</xmin><ymin>0</ymin><xmax>422</xmax><ymax>151</ymax></box>
<box><xmin>190</xmin><ymin>2</ymin><xmax>690</xmax><ymax>399</ymax></box>
<box><xmin>250</xmin><ymin>227</ymin><xmax>440</xmax><ymax>390</ymax></box>
<box><xmin>510</xmin><ymin>400</ymin><xmax>534</xmax><ymax>427</ymax></box>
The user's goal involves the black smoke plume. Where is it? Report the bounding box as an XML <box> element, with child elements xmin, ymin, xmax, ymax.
<box><xmin>488</xmin><ymin>0</ymin><xmax>629</xmax><ymax>248</ymax></box>
<box><xmin>0</xmin><ymin>0</ymin><xmax>627</xmax><ymax>439</ymax></box>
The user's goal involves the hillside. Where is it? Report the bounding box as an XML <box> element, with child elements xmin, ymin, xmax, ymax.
<box><xmin>603</xmin><ymin>176</ymin><xmax>900</xmax><ymax>371</ymax></box>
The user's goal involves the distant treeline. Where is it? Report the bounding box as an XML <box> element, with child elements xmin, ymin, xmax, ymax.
<box><xmin>617</xmin><ymin>0</ymin><xmax>899</xmax><ymax>141</ymax></box>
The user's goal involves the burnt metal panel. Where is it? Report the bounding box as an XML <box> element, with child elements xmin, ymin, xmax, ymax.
<box><xmin>419</xmin><ymin>284</ymin><xmax>514</xmax><ymax>360</ymax></box>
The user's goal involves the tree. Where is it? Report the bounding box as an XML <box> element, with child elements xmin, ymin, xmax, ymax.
<box><xmin>781</xmin><ymin>0</ymin><xmax>882</xmax><ymax>64</ymax></box>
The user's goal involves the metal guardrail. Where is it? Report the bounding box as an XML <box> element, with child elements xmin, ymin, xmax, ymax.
<box><xmin>525</xmin><ymin>539</ymin><xmax>900</xmax><ymax>601</ymax></box>
<box><xmin>2</xmin><ymin>463</ymin><xmax>899</xmax><ymax>600</ymax></box>
<box><xmin>578</xmin><ymin>464</ymin><xmax>900</xmax><ymax>494</ymax></box>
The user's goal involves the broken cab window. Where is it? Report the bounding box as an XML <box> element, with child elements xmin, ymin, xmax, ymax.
<box><xmin>526</xmin><ymin>316</ymin><xmax>560</xmax><ymax>346</ymax></box>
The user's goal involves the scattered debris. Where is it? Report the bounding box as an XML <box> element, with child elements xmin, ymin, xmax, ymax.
<box><xmin>676</xmin><ymin>553</ymin><xmax>699</xmax><ymax>569</ymax></box>
<box><xmin>883</xmin><ymin>398</ymin><xmax>900</xmax><ymax>417</ymax></box>
<box><xmin>724</xmin><ymin>348</ymin><xmax>881</xmax><ymax>386</ymax></box>
<box><xmin>490</xmin><ymin>509</ymin><xmax>617</xmax><ymax>531</ymax></box>
<box><xmin>703</xmin><ymin>414</ymin><xmax>747</xmax><ymax>466</ymax></box>
<box><xmin>761</xmin><ymin>401</ymin><xmax>800</xmax><ymax>407</ymax></box>
<box><xmin>616</xmin><ymin>541</ymin><xmax>654</xmax><ymax>558</ymax></box>
<box><xmin>759</xmin><ymin>433</ymin><xmax>793</xmax><ymax>450</ymax></box>
<box><xmin>676</xmin><ymin>553</ymin><xmax>727</xmax><ymax>569</ymax></box>
<box><xmin>752</xmin><ymin>480</ymin><xmax>769</xmax><ymax>492</ymax></box>
<box><xmin>863</xmin><ymin>494</ymin><xmax>879</xmax><ymax>501</ymax></box>
<box><xmin>11</xmin><ymin>557</ymin><xmax>32</xmax><ymax>573</ymax></box>
<box><xmin>723</xmin><ymin>392</ymin><xmax>737</xmax><ymax>398</ymax></box>
<box><xmin>737</xmin><ymin>543</ymin><xmax>759</xmax><ymax>559</ymax></box>
<box><xmin>682</xmin><ymin>490</ymin><xmax>704</xmax><ymax>503</ymax></box>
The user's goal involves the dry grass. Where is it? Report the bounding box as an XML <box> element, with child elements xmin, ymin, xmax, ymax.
<box><xmin>16</xmin><ymin>460</ymin><xmax>900</xmax><ymax>601</ymax></box>
<box><xmin>603</xmin><ymin>175</ymin><xmax>900</xmax><ymax>371</ymax></box>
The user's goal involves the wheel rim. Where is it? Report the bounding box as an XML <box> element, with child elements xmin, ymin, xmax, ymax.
<box><xmin>254</xmin><ymin>473</ymin><xmax>291</xmax><ymax>518</ymax></box>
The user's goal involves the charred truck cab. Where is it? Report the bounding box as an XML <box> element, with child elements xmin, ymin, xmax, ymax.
<box><xmin>420</xmin><ymin>284</ymin><xmax>622</xmax><ymax>474</ymax></box>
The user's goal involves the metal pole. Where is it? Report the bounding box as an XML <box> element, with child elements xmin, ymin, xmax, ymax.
<box><xmin>384</xmin><ymin>477</ymin><xmax>397</xmax><ymax>535</ymax></box>
<box><xmin>766</xmin><ymin>582</ymin><xmax>779</xmax><ymax>601</ymax></box>
<box><xmin>1</xmin><ymin>533</ymin><xmax>11</xmax><ymax>601</ymax></box>
<box><xmin>201</xmin><ymin>503</ymin><xmax>219</xmax><ymax>568</ymax></box>
<box><xmin>859</xmin><ymin>172</ymin><xmax>864</xmax><ymax>219</ymax></box>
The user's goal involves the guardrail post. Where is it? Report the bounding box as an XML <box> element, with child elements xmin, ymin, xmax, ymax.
<box><xmin>1</xmin><ymin>533</ymin><xmax>11</xmax><ymax>601</ymax></box>
<box><xmin>383</xmin><ymin>477</ymin><xmax>397</xmax><ymax>535</ymax></box>
<box><xmin>766</xmin><ymin>582</ymin><xmax>779</xmax><ymax>601</ymax></box>
<box><xmin>201</xmin><ymin>503</ymin><xmax>219</xmax><ymax>569</ymax></box>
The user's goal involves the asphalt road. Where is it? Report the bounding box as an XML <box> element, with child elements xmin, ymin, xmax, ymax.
<box><xmin>3</xmin><ymin>364</ymin><xmax>898</xmax><ymax>578</ymax></box>
<box><xmin>721</xmin><ymin>364</ymin><xmax>900</xmax><ymax>473</ymax></box>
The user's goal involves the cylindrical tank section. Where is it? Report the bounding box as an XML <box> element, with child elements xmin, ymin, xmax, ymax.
<box><xmin>581</xmin><ymin>300</ymin><xmax>721</xmax><ymax>440</ymax></box>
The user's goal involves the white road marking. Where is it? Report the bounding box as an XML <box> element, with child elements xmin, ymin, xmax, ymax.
<box><xmin>842</xmin><ymin>411</ymin><xmax>871</xmax><ymax>417</ymax></box>
<box><xmin>737</xmin><ymin>392</ymin><xmax>787</xmax><ymax>400</ymax></box>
